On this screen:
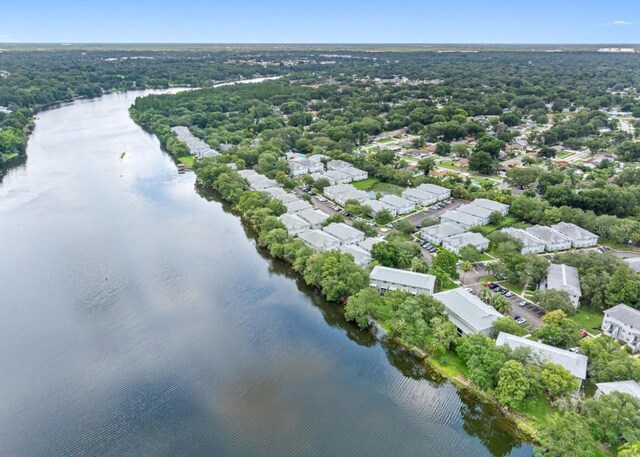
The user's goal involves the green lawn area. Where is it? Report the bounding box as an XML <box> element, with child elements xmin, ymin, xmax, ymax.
<box><xmin>352</xmin><ymin>178</ymin><xmax>380</xmax><ymax>190</ymax></box>
<box><xmin>499</xmin><ymin>280</ymin><xmax>525</xmax><ymax>295</ymax></box>
<box><xmin>376</xmin><ymin>137</ymin><xmax>395</xmax><ymax>143</ymax></box>
<box><xmin>177</xmin><ymin>155</ymin><xmax>195</xmax><ymax>168</ymax></box>
<box><xmin>478</xmin><ymin>252</ymin><xmax>494</xmax><ymax>261</ymax></box>
<box><xmin>473</xmin><ymin>215</ymin><xmax>519</xmax><ymax>235</ymax></box>
<box><xmin>570</xmin><ymin>308</ymin><xmax>603</xmax><ymax>332</ymax></box>
<box><xmin>432</xmin><ymin>350</ymin><xmax>469</xmax><ymax>378</ymax></box>
<box><xmin>438</xmin><ymin>160</ymin><xmax>467</xmax><ymax>171</ymax></box>
<box><xmin>599</xmin><ymin>239</ymin><xmax>640</xmax><ymax>253</ymax></box>
<box><xmin>516</xmin><ymin>394</ymin><xmax>557</xmax><ymax>423</ymax></box>
<box><xmin>556</xmin><ymin>150</ymin><xmax>573</xmax><ymax>159</ymax></box>
<box><xmin>371</xmin><ymin>182</ymin><xmax>404</xmax><ymax>195</ymax></box>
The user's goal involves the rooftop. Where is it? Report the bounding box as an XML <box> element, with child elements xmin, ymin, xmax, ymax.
<box><xmin>605</xmin><ymin>304</ymin><xmax>640</xmax><ymax>328</ymax></box>
<box><xmin>322</xmin><ymin>222</ymin><xmax>365</xmax><ymax>241</ymax></box>
<box><xmin>297</xmin><ymin>208</ymin><xmax>329</xmax><ymax>226</ymax></box>
<box><xmin>501</xmin><ymin>227</ymin><xmax>545</xmax><ymax>247</ymax></box>
<box><xmin>358</xmin><ymin>237</ymin><xmax>386</xmax><ymax>252</ymax></box>
<box><xmin>596</xmin><ymin>380</ymin><xmax>640</xmax><ymax>399</ymax></box>
<box><xmin>470</xmin><ymin>198</ymin><xmax>509</xmax><ymax>213</ymax></box>
<box><xmin>297</xmin><ymin>230</ymin><xmax>339</xmax><ymax>249</ymax></box>
<box><xmin>338</xmin><ymin>245</ymin><xmax>372</xmax><ymax>266</ymax></box>
<box><xmin>403</xmin><ymin>187</ymin><xmax>437</xmax><ymax>200</ymax></box>
<box><xmin>279</xmin><ymin>213</ymin><xmax>310</xmax><ymax>232</ymax></box>
<box><xmin>526</xmin><ymin>225</ymin><xmax>571</xmax><ymax>244</ymax></box>
<box><xmin>379</xmin><ymin>194</ymin><xmax>414</xmax><ymax>209</ymax></box>
<box><xmin>547</xmin><ymin>264</ymin><xmax>581</xmax><ymax>298</ymax></box>
<box><xmin>440</xmin><ymin>210</ymin><xmax>483</xmax><ymax>227</ymax></box>
<box><xmin>324</xmin><ymin>183</ymin><xmax>357</xmax><ymax>195</ymax></box>
<box><xmin>433</xmin><ymin>288</ymin><xmax>501</xmax><ymax>334</ymax></box>
<box><xmin>370</xmin><ymin>266</ymin><xmax>436</xmax><ymax>291</ymax></box>
<box><xmin>495</xmin><ymin>332</ymin><xmax>588</xmax><ymax>379</ymax></box>
<box><xmin>422</xmin><ymin>222</ymin><xmax>466</xmax><ymax>239</ymax></box>
<box><xmin>443</xmin><ymin>232</ymin><xmax>489</xmax><ymax>249</ymax></box>
<box><xmin>551</xmin><ymin>222</ymin><xmax>598</xmax><ymax>241</ymax></box>
<box><xmin>457</xmin><ymin>203</ymin><xmax>493</xmax><ymax>219</ymax></box>
<box><xmin>417</xmin><ymin>183</ymin><xmax>449</xmax><ymax>195</ymax></box>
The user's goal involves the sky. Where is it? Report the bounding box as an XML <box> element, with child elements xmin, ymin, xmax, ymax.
<box><xmin>2</xmin><ymin>0</ymin><xmax>640</xmax><ymax>44</ymax></box>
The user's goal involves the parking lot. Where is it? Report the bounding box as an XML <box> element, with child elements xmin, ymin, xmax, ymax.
<box><xmin>403</xmin><ymin>197</ymin><xmax>465</xmax><ymax>227</ymax></box>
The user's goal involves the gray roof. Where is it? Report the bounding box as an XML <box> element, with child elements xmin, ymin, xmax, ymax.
<box><xmin>626</xmin><ymin>257</ymin><xmax>640</xmax><ymax>273</ymax></box>
<box><xmin>495</xmin><ymin>332</ymin><xmax>588</xmax><ymax>379</ymax></box>
<box><xmin>338</xmin><ymin>245</ymin><xmax>372</xmax><ymax>266</ymax></box>
<box><xmin>340</xmin><ymin>166</ymin><xmax>367</xmax><ymax>177</ymax></box>
<box><xmin>596</xmin><ymin>380</ymin><xmax>640</xmax><ymax>399</ymax></box>
<box><xmin>443</xmin><ymin>232</ymin><xmax>489</xmax><ymax>250</ymax></box>
<box><xmin>547</xmin><ymin>264</ymin><xmax>581</xmax><ymax>298</ymax></box>
<box><xmin>279</xmin><ymin>213</ymin><xmax>310</xmax><ymax>232</ymax></box>
<box><xmin>550</xmin><ymin>222</ymin><xmax>598</xmax><ymax>241</ymax></box>
<box><xmin>422</xmin><ymin>222</ymin><xmax>466</xmax><ymax>240</ymax></box>
<box><xmin>263</xmin><ymin>187</ymin><xmax>299</xmax><ymax>203</ymax></box>
<box><xmin>308</xmin><ymin>153</ymin><xmax>329</xmax><ymax>162</ymax></box>
<box><xmin>501</xmin><ymin>227</ymin><xmax>545</xmax><ymax>247</ymax></box>
<box><xmin>379</xmin><ymin>195</ymin><xmax>415</xmax><ymax>209</ymax></box>
<box><xmin>171</xmin><ymin>126</ymin><xmax>219</xmax><ymax>157</ymax></box>
<box><xmin>324</xmin><ymin>184</ymin><xmax>356</xmax><ymax>195</ymax></box>
<box><xmin>322</xmin><ymin>222</ymin><xmax>365</xmax><ymax>241</ymax></box>
<box><xmin>367</xmin><ymin>200</ymin><xmax>396</xmax><ymax>214</ymax></box>
<box><xmin>297</xmin><ymin>230</ymin><xmax>339</xmax><ymax>249</ymax></box>
<box><xmin>526</xmin><ymin>225</ymin><xmax>571</xmax><ymax>244</ymax></box>
<box><xmin>440</xmin><ymin>210</ymin><xmax>483</xmax><ymax>227</ymax></box>
<box><xmin>358</xmin><ymin>237</ymin><xmax>386</xmax><ymax>252</ymax></box>
<box><xmin>297</xmin><ymin>208</ymin><xmax>329</xmax><ymax>226</ymax></box>
<box><xmin>457</xmin><ymin>203</ymin><xmax>493</xmax><ymax>219</ymax></box>
<box><xmin>471</xmin><ymin>198</ymin><xmax>509</xmax><ymax>213</ymax></box>
<box><xmin>402</xmin><ymin>188</ymin><xmax>437</xmax><ymax>201</ymax></box>
<box><xmin>417</xmin><ymin>183</ymin><xmax>450</xmax><ymax>195</ymax></box>
<box><xmin>327</xmin><ymin>159</ymin><xmax>353</xmax><ymax>169</ymax></box>
<box><xmin>605</xmin><ymin>304</ymin><xmax>640</xmax><ymax>328</ymax></box>
<box><xmin>433</xmin><ymin>288</ymin><xmax>502</xmax><ymax>334</ymax></box>
<box><xmin>285</xmin><ymin>199</ymin><xmax>313</xmax><ymax>213</ymax></box>
<box><xmin>323</xmin><ymin>170</ymin><xmax>351</xmax><ymax>181</ymax></box>
<box><xmin>370</xmin><ymin>266</ymin><xmax>436</xmax><ymax>291</ymax></box>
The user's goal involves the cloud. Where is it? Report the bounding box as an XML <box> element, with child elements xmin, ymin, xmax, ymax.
<box><xmin>612</xmin><ymin>20</ymin><xmax>640</xmax><ymax>26</ymax></box>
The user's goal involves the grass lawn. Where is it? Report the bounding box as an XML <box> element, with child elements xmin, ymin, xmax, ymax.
<box><xmin>432</xmin><ymin>350</ymin><xmax>469</xmax><ymax>378</ymax></box>
<box><xmin>473</xmin><ymin>215</ymin><xmax>518</xmax><ymax>235</ymax></box>
<box><xmin>478</xmin><ymin>252</ymin><xmax>494</xmax><ymax>261</ymax></box>
<box><xmin>499</xmin><ymin>280</ymin><xmax>525</xmax><ymax>295</ymax></box>
<box><xmin>352</xmin><ymin>178</ymin><xmax>380</xmax><ymax>190</ymax></box>
<box><xmin>556</xmin><ymin>150</ymin><xmax>573</xmax><ymax>159</ymax></box>
<box><xmin>371</xmin><ymin>182</ymin><xmax>404</xmax><ymax>195</ymax></box>
<box><xmin>599</xmin><ymin>239</ymin><xmax>640</xmax><ymax>253</ymax></box>
<box><xmin>376</xmin><ymin>137</ymin><xmax>395</xmax><ymax>143</ymax></box>
<box><xmin>438</xmin><ymin>160</ymin><xmax>467</xmax><ymax>171</ymax></box>
<box><xmin>517</xmin><ymin>394</ymin><xmax>557</xmax><ymax>423</ymax></box>
<box><xmin>177</xmin><ymin>155</ymin><xmax>195</xmax><ymax>168</ymax></box>
<box><xmin>570</xmin><ymin>308</ymin><xmax>603</xmax><ymax>332</ymax></box>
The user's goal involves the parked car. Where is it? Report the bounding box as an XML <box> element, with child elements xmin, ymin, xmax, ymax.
<box><xmin>505</xmin><ymin>291</ymin><xmax>514</xmax><ymax>297</ymax></box>
<box><xmin>568</xmin><ymin>347</ymin><xmax>579</xmax><ymax>353</ymax></box>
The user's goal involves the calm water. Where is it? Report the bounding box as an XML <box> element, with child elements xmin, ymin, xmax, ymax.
<box><xmin>0</xmin><ymin>90</ymin><xmax>533</xmax><ymax>457</ymax></box>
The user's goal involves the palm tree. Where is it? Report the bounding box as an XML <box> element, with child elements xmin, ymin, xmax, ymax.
<box><xmin>410</xmin><ymin>256</ymin><xmax>428</xmax><ymax>273</ymax></box>
<box><xmin>460</xmin><ymin>261</ymin><xmax>474</xmax><ymax>284</ymax></box>
<box><xmin>491</xmin><ymin>294</ymin><xmax>512</xmax><ymax>315</ymax></box>
<box><xmin>396</xmin><ymin>250</ymin><xmax>413</xmax><ymax>269</ymax></box>
<box><xmin>477</xmin><ymin>287</ymin><xmax>493</xmax><ymax>303</ymax></box>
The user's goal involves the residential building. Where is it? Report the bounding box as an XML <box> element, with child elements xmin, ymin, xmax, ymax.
<box><xmin>358</xmin><ymin>236</ymin><xmax>386</xmax><ymax>252</ymax></box>
<box><xmin>369</xmin><ymin>266</ymin><xmax>436</xmax><ymax>295</ymax></box>
<box><xmin>496</xmin><ymin>332</ymin><xmax>588</xmax><ymax>382</ymax></box>
<box><xmin>602</xmin><ymin>304</ymin><xmax>640</xmax><ymax>353</ymax></box>
<box><xmin>322</xmin><ymin>222</ymin><xmax>366</xmax><ymax>245</ymax></box>
<box><xmin>327</xmin><ymin>159</ymin><xmax>353</xmax><ymax>170</ymax></box>
<box><xmin>285</xmin><ymin>199</ymin><xmax>313</xmax><ymax>214</ymax></box>
<box><xmin>595</xmin><ymin>380</ymin><xmax>640</xmax><ymax>399</ymax></box>
<box><xmin>442</xmin><ymin>232</ymin><xmax>490</xmax><ymax>254</ymax></box>
<box><xmin>421</xmin><ymin>222</ymin><xmax>466</xmax><ymax>245</ymax></box>
<box><xmin>402</xmin><ymin>188</ymin><xmax>438</xmax><ymax>206</ymax></box>
<box><xmin>297</xmin><ymin>230</ymin><xmax>341</xmax><ymax>252</ymax></box>
<box><xmin>439</xmin><ymin>210</ymin><xmax>484</xmax><ymax>230</ymax></box>
<box><xmin>324</xmin><ymin>184</ymin><xmax>356</xmax><ymax>201</ymax></box>
<box><xmin>308</xmin><ymin>153</ymin><xmax>329</xmax><ymax>162</ymax></box>
<box><xmin>263</xmin><ymin>187</ymin><xmax>299</xmax><ymax>203</ymax></box>
<box><xmin>322</xmin><ymin>170</ymin><xmax>353</xmax><ymax>185</ymax></box>
<box><xmin>541</xmin><ymin>264</ymin><xmax>582</xmax><ymax>308</ymax></box>
<box><xmin>470</xmin><ymin>198</ymin><xmax>510</xmax><ymax>216</ymax></box>
<box><xmin>550</xmin><ymin>222</ymin><xmax>598</xmax><ymax>248</ymax></box>
<box><xmin>297</xmin><ymin>208</ymin><xmax>329</xmax><ymax>229</ymax></box>
<box><xmin>501</xmin><ymin>228</ymin><xmax>546</xmax><ymax>254</ymax></box>
<box><xmin>433</xmin><ymin>288</ymin><xmax>502</xmax><ymax>336</ymax></box>
<box><xmin>334</xmin><ymin>190</ymin><xmax>371</xmax><ymax>206</ymax></box>
<box><xmin>279</xmin><ymin>213</ymin><xmax>311</xmax><ymax>235</ymax></box>
<box><xmin>339</xmin><ymin>166</ymin><xmax>368</xmax><ymax>182</ymax></box>
<box><xmin>338</xmin><ymin>244</ymin><xmax>372</xmax><ymax>267</ymax></box>
<box><xmin>288</xmin><ymin>160</ymin><xmax>311</xmax><ymax>177</ymax></box>
<box><xmin>379</xmin><ymin>195</ymin><xmax>415</xmax><ymax>215</ymax></box>
<box><xmin>367</xmin><ymin>200</ymin><xmax>398</xmax><ymax>217</ymax></box>
<box><xmin>172</xmin><ymin>126</ymin><xmax>219</xmax><ymax>157</ymax></box>
<box><xmin>626</xmin><ymin>257</ymin><xmax>640</xmax><ymax>273</ymax></box>
<box><xmin>457</xmin><ymin>203</ymin><xmax>493</xmax><ymax>225</ymax></box>
<box><xmin>238</xmin><ymin>169</ymin><xmax>280</xmax><ymax>190</ymax></box>
<box><xmin>417</xmin><ymin>183</ymin><xmax>451</xmax><ymax>201</ymax></box>
<box><xmin>526</xmin><ymin>225</ymin><xmax>572</xmax><ymax>251</ymax></box>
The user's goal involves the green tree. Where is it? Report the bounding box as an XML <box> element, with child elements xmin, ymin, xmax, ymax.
<box><xmin>618</xmin><ymin>442</ymin><xmax>640</xmax><ymax>457</ymax></box>
<box><xmin>534</xmin><ymin>412</ymin><xmax>597</xmax><ymax>457</ymax></box>
<box><xmin>303</xmin><ymin>252</ymin><xmax>368</xmax><ymax>302</ymax></box>
<box><xmin>459</xmin><ymin>245</ymin><xmax>481</xmax><ymax>263</ymax></box>
<box><xmin>531</xmin><ymin>289</ymin><xmax>576</xmax><ymax>316</ymax></box>
<box><xmin>374</xmin><ymin>209</ymin><xmax>393</xmax><ymax>225</ymax></box>
<box><xmin>583</xmin><ymin>392</ymin><xmax>640</xmax><ymax>448</ymax></box>
<box><xmin>370</xmin><ymin>242</ymin><xmax>398</xmax><ymax>267</ymax></box>
<box><xmin>506</xmin><ymin>166</ymin><xmax>541</xmax><ymax>189</ymax></box>
<box><xmin>491</xmin><ymin>316</ymin><xmax>527</xmax><ymax>337</ymax></box>
<box><xmin>496</xmin><ymin>360</ymin><xmax>529</xmax><ymax>408</ymax></box>
<box><xmin>490</xmin><ymin>293</ymin><xmax>511</xmax><ymax>315</ymax></box>
<box><xmin>345</xmin><ymin>287</ymin><xmax>383</xmax><ymax>328</ymax></box>
<box><xmin>432</xmin><ymin>249</ymin><xmax>459</xmax><ymax>280</ymax></box>
<box><xmin>488</xmin><ymin>211</ymin><xmax>504</xmax><ymax>226</ymax></box>
<box><xmin>469</xmin><ymin>150</ymin><xmax>497</xmax><ymax>175</ymax></box>
<box><xmin>539</xmin><ymin>362</ymin><xmax>578</xmax><ymax>398</ymax></box>
<box><xmin>435</xmin><ymin>141</ymin><xmax>451</xmax><ymax>156</ymax></box>
<box><xmin>417</xmin><ymin>157</ymin><xmax>436</xmax><ymax>175</ymax></box>
<box><xmin>533</xmin><ymin>310</ymin><xmax>581</xmax><ymax>349</ymax></box>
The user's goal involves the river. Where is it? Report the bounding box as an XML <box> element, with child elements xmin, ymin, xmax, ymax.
<box><xmin>0</xmin><ymin>90</ymin><xmax>533</xmax><ymax>457</ymax></box>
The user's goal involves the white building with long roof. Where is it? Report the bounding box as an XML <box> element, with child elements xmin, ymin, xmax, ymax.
<box><xmin>541</xmin><ymin>264</ymin><xmax>582</xmax><ymax>308</ymax></box>
<box><xmin>369</xmin><ymin>266</ymin><xmax>436</xmax><ymax>296</ymax></box>
<box><xmin>433</xmin><ymin>288</ymin><xmax>501</xmax><ymax>336</ymax></box>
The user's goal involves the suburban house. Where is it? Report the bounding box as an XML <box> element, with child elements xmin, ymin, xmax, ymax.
<box><xmin>602</xmin><ymin>304</ymin><xmax>640</xmax><ymax>353</ymax></box>
<box><xmin>297</xmin><ymin>208</ymin><xmax>330</xmax><ymax>229</ymax></box>
<box><xmin>417</xmin><ymin>183</ymin><xmax>451</xmax><ymax>201</ymax></box>
<box><xmin>495</xmin><ymin>332</ymin><xmax>588</xmax><ymax>383</ymax></box>
<box><xmin>288</xmin><ymin>160</ymin><xmax>311</xmax><ymax>177</ymax></box>
<box><xmin>322</xmin><ymin>170</ymin><xmax>353</xmax><ymax>185</ymax></box>
<box><xmin>501</xmin><ymin>228</ymin><xmax>546</xmax><ymax>254</ymax></box>
<box><xmin>439</xmin><ymin>210</ymin><xmax>484</xmax><ymax>230</ymax></box>
<box><xmin>369</xmin><ymin>266</ymin><xmax>436</xmax><ymax>295</ymax></box>
<box><xmin>379</xmin><ymin>195</ymin><xmax>415</xmax><ymax>215</ymax></box>
<box><xmin>263</xmin><ymin>187</ymin><xmax>300</xmax><ymax>204</ymax></box>
<box><xmin>238</xmin><ymin>169</ymin><xmax>280</xmax><ymax>190</ymax></box>
<box><xmin>470</xmin><ymin>198</ymin><xmax>510</xmax><ymax>216</ymax></box>
<box><xmin>367</xmin><ymin>200</ymin><xmax>398</xmax><ymax>217</ymax></box>
<box><xmin>541</xmin><ymin>264</ymin><xmax>582</xmax><ymax>308</ymax></box>
<box><xmin>338</xmin><ymin>244</ymin><xmax>372</xmax><ymax>267</ymax></box>
<box><xmin>172</xmin><ymin>126</ymin><xmax>219</xmax><ymax>157</ymax></box>
<box><xmin>550</xmin><ymin>222</ymin><xmax>598</xmax><ymax>248</ymax></box>
<box><xmin>322</xmin><ymin>222</ymin><xmax>366</xmax><ymax>245</ymax></box>
<box><xmin>441</xmin><ymin>232</ymin><xmax>490</xmax><ymax>254</ymax></box>
<box><xmin>323</xmin><ymin>184</ymin><xmax>355</xmax><ymax>200</ymax></box>
<box><xmin>340</xmin><ymin>166</ymin><xmax>368</xmax><ymax>182</ymax></box>
<box><xmin>285</xmin><ymin>199</ymin><xmax>314</xmax><ymax>214</ymax></box>
<box><xmin>358</xmin><ymin>236</ymin><xmax>386</xmax><ymax>252</ymax></box>
<box><xmin>595</xmin><ymin>380</ymin><xmax>640</xmax><ymax>399</ymax></box>
<box><xmin>456</xmin><ymin>203</ymin><xmax>494</xmax><ymax>225</ymax></box>
<box><xmin>525</xmin><ymin>225</ymin><xmax>572</xmax><ymax>251</ymax></box>
<box><xmin>401</xmin><ymin>188</ymin><xmax>438</xmax><ymax>206</ymax></box>
<box><xmin>433</xmin><ymin>288</ymin><xmax>502</xmax><ymax>336</ymax></box>
<box><xmin>324</xmin><ymin>184</ymin><xmax>370</xmax><ymax>206</ymax></box>
<box><xmin>297</xmin><ymin>230</ymin><xmax>341</xmax><ymax>252</ymax></box>
<box><xmin>279</xmin><ymin>213</ymin><xmax>311</xmax><ymax>235</ymax></box>
<box><xmin>421</xmin><ymin>222</ymin><xmax>466</xmax><ymax>245</ymax></box>
<box><xmin>327</xmin><ymin>159</ymin><xmax>353</xmax><ymax>170</ymax></box>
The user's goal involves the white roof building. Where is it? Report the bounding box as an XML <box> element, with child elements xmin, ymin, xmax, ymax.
<box><xmin>421</xmin><ymin>222</ymin><xmax>466</xmax><ymax>245</ymax></box>
<box><xmin>402</xmin><ymin>188</ymin><xmax>439</xmax><ymax>206</ymax></box>
<box><xmin>322</xmin><ymin>170</ymin><xmax>353</xmax><ymax>185</ymax></box>
<box><xmin>338</xmin><ymin>244</ymin><xmax>372</xmax><ymax>266</ymax></box>
<box><xmin>417</xmin><ymin>183</ymin><xmax>451</xmax><ymax>201</ymax></box>
<box><xmin>379</xmin><ymin>195</ymin><xmax>415</xmax><ymax>215</ymax></box>
<box><xmin>602</xmin><ymin>304</ymin><xmax>640</xmax><ymax>353</ymax></box>
<box><xmin>308</xmin><ymin>153</ymin><xmax>329</xmax><ymax>162</ymax></box>
<box><xmin>442</xmin><ymin>232</ymin><xmax>490</xmax><ymax>254</ymax></box>
<box><xmin>369</xmin><ymin>266</ymin><xmax>436</xmax><ymax>296</ymax></box>
<box><xmin>322</xmin><ymin>222</ymin><xmax>366</xmax><ymax>245</ymax></box>
<box><xmin>367</xmin><ymin>200</ymin><xmax>398</xmax><ymax>217</ymax></box>
<box><xmin>339</xmin><ymin>166</ymin><xmax>368</xmax><ymax>182</ymax></box>
<box><xmin>263</xmin><ymin>187</ymin><xmax>299</xmax><ymax>203</ymax></box>
<box><xmin>297</xmin><ymin>230</ymin><xmax>341</xmax><ymax>252</ymax></box>
<box><xmin>501</xmin><ymin>228</ymin><xmax>546</xmax><ymax>254</ymax></box>
<box><xmin>495</xmin><ymin>332</ymin><xmax>588</xmax><ymax>380</ymax></box>
<box><xmin>433</xmin><ymin>288</ymin><xmax>502</xmax><ymax>336</ymax></box>
<box><xmin>526</xmin><ymin>225</ymin><xmax>572</xmax><ymax>252</ymax></box>
<box><xmin>457</xmin><ymin>203</ymin><xmax>493</xmax><ymax>225</ymax></box>
<box><xmin>285</xmin><ymin>199</ymin><xmax>314</xmax><ymax>214</ymax></box>
<box><xmin>172</xmin><ymin>126</ymin><xmax>219</xmax><ymax>157</ymax></box>
<box><xmin>297</xmin><ymin>208</ymin><xmax>330</xmax><ymax>229</ymax></box>
<box><xmin>358</xmin><ymin>236</ymin><xmax>386</xmax><ymax>252</ymax></box>
<box><xmin>440</xmin><ymin>210</ymin><xmax>484</xmax><ymax>230</ymax></box>
<box><xmin>595</xmin><ymin>380</ymin><xmax>640</xmax><ymax>399</ymax></box>
<box><xmin>238</xmin><ymin>169</ymin><xmax>280</xmax><ymax>190</ymax></box>
<box><xmin>327</xmin><ymin>159</ymin><xmax>353</xmax><ymax>170</ymax></box>
<box><xmin>625</xmin><ymin>257</ymin><xmax>640</xmax><ymax>273</ymax></box>
<box><xmin>550</xmin><ymin>222</ymin><xmax>598</xmax><ymax>248</ymax></box>
<box><xmin>279</xmin><ymin>213</ymin><xmax>311</xmax><ymax>235</ymax></box>
<box><xmin>542</xmin><ymin>264</ymin><xmax>582</xmax><ymax>308</ymax></box>
<box><xmin>471</xmin><ymin>198</ymin><xmax>510</xmax><ymax>216</ymax></box>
